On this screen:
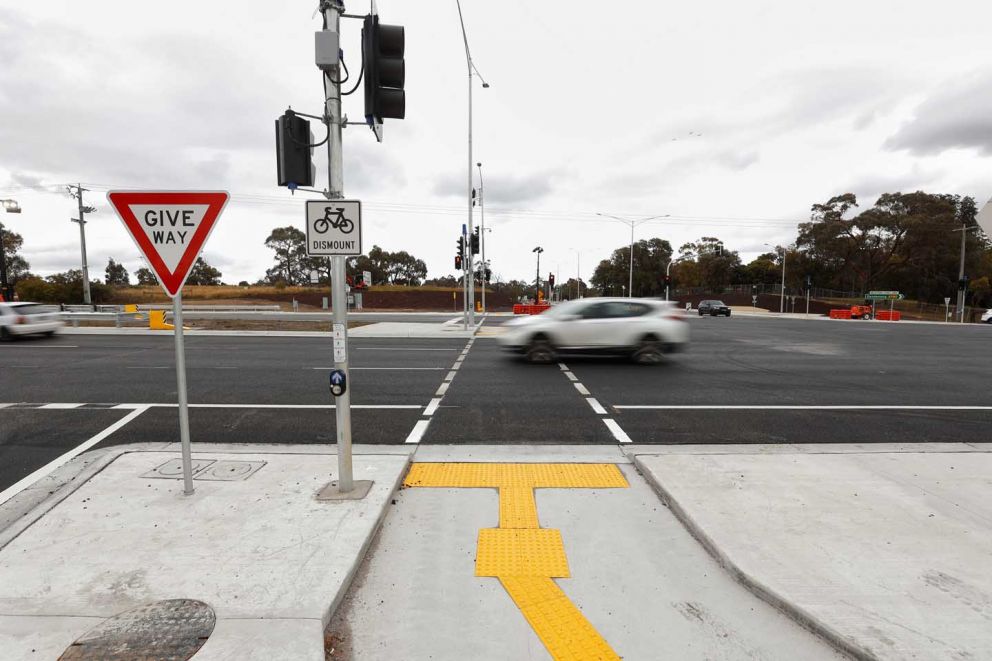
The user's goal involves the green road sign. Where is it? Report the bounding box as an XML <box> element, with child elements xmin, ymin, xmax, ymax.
<box><xmin>866</xmin><ymin>291</ymin><xmax>904</xmax><ymax>301</ymax></box>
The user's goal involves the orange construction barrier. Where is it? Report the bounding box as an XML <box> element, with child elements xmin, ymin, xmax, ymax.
<box><xmin>876</xmin><ymin>310</ymin><xmax>901</xmax><ymax>321</ymax></box>
<box><xmin>512</xmin><ymin>304</ymin><xmax>551</xmax><ymax>315</ymax></box>
<box><xmin>829</xmin><ymin>309</ymin><xmax>852</xmax><ymax>319</ymax></box>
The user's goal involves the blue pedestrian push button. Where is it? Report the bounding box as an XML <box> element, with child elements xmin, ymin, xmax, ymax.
<box><xmin>329</xmin><ymin>369</ymin><xmax>347</xmax><ymax>397</ymax></box>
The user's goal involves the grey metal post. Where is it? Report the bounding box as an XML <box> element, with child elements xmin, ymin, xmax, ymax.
<box><xmin>0</xmin><ymin>225</ymin><xmax>8</xmax><ymax>300</ymax></box>
<box><xmin>665</xmin><ymin>259</ymin><xmax>675</xmax><ymax>301</ymax></box>
<box><xmin>628</xmin><ymin>222</ymin><xmax>634</xmax><ymax>298</ymax></box>
<box><xmin>957</xmin><ymin>222</ymin><xmax>966</xmax><ymax>322</ymax></box>
<box><xmin>477</xmin><ymin>162</ymin><xmax>485</xmax><ymax>312</ymax></box>
<box><xmin>172</xmin><ymin>293</ymin><xmax>194</xmax><ymax>495</ymax></box>
<box><xmin>456</xmin><ymin>0</ymin><xmax>475</xmax><ymax>326</ymax></box>
<box><xmin>779</xmin><ymin>249</ymin><xmax>786</xmax><ymax>313</ymax></box>
<box><xmin>806</xmin><ymin>288</ymin><xmax>810</xmax><ymax>315</ymax></box>
<box><xmin>324</xmin><ymin>0</ymin><xmax>353</xmax><ymax>493</ymax></box>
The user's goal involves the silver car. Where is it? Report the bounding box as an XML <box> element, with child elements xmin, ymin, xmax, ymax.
<box><xmin>0</xmin><ymin>302</ymin><xmax>64</xmax><ymax>340</ymax></box>
<box><xmin>499</xmin><ymin>298</ymin><xmax>689</xmax><ymax>365</ymax></box>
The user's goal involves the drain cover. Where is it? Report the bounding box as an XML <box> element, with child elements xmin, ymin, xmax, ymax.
<box><xmin>58</xmin><ymin>598</ymin><xmax>214</xmax><ymax>660</ymax></box>
<box><xmin>142</xmin><ymin>458</ymin><xmax>215</xmax><ymax>480</ymax></box>
<box><xmin>194</xmin><ymin>460</ymin><xmax>266</xmax><ymax>481</ymax></box>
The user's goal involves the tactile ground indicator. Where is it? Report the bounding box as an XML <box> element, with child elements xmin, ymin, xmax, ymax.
<box><xmin>404</xmin><ymin>463</ymin><xmax>627</xmax><ymax>660</ymax></box>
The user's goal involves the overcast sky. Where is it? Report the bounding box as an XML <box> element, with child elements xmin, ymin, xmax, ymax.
<box><xmin>2</xmin><ymin>0</ymin><xmax>991</xmax><ymax>285</ymax></box>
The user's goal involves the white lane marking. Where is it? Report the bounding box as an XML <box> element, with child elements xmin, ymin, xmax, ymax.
<box><xmin>311</xmin><ymin>367</ymin><xmax>446</xmax><ymax>371</ymax></box>
<box><xmin>0</xmin><ymin>406</ymin><xmax>149</xmax><ymax>508</ymax></box>
<box><xmin>125</xmin><ymin>366</ymin><xmax>171</xmax><ymax>369</ymax></box>
<box><xmin>39</xmin><ymin>403</ymin><xmax>84</xmax><ymax>410</ymax></box>
<box><xmin>423</xmin><ymin>398</ymin><xmax>442</xmax><ymax>416</ymax></box>
<box><xmin>603</xmin><ymin>418</ymin><xmax>633</xmax><ymax>443</ymax></box>
<box><xmin>0</xmin><ymin>345</ymin><xmax>78</xmax><ymax>349</ymax></box>
<box><xmin>0</xmin><ymin>403</ymin><xmax>11</xmax><ymax>409</ymax></box>
<box><xmin>574</xmin><ymin>382</ymin><xmax>590</xmax><ymax>396</ymax></box>
<box><xmin>445</xmin><ymin>371</ymin><xmax>457</xmax><ymax>381</ymax></box>
<box><xmin>612</xmin><ymin>405</ymin><xmax>992</xmax><ymax>410</ymax></box>
<box><xmin>110</xmin><ymin>403</ymin><xmax>421</xmax><ymax>410</ymax></box>
<box><xmin>435</xmin><ymin>382</ymin><xmax>450</xmax><ymax>397</ymax></box>
<box><xmin>558</xmin><ymin>363</ymin><xmax>568</xmax><ymax>371</ymax></box>
<box><xmin>404</xmin><ymin>419</ymin><xmax>430</xmax><ymax>444</ymax></box>
<box><xmin>355</xmin><ymin>347</ymin><xmax>459</xmax><ymax>351</ymax></box>
<box><xmin>586</xmin><ymin>398</ymin><xmax>608</xmax><ymax>415</ymax></box>
<box><xmin>564</xmin><ymin>372</ymin><xmax>578</xmax><ymax>382</ymax></box>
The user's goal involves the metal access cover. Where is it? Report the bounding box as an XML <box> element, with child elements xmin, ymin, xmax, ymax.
<box><xmin>59</xmin><ymin>598</ymin><xmax>215</xmax><ymax>660</ymax></box>
<box><xmin>142</xmin><ymin>458</ymin><xmax>215</xmax><ymax>480</ymax></box>
<box><xmin>194</xmin><ymin>460</ymin><xmax>266</xmax><ymax>481</ymax></box>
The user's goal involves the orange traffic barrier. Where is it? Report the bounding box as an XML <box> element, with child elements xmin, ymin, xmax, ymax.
<box><xmin>876</xmin><ymin>310</ymin><xmax>901</xmax><ymax>321</ymax></box>
<box><xmin>829</xmin><ymin>309</ymin><xmax>852</xmax><ymax>319</ymax></box>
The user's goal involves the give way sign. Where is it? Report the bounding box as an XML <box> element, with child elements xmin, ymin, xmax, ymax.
<box><xmin>107</xmin><ymin>191</ymin><xmax>229</xmax><ymax>297</ymax></box>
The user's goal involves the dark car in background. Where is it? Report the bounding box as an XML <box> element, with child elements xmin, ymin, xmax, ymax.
<box><xmin>697</xmin><ymin>300</ymin><xmax>731</xmax><ymax>317</ymax></box>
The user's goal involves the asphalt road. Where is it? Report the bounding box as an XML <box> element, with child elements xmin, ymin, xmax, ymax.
<box><xmin>2</xmin><ymin>315</ymin><xmax>991</xmax><ymax>492</ymax></box>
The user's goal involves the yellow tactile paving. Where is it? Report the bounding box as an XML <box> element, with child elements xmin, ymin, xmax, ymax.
<box><xmin>476</xmin><ymin>528</ymin><xmax>570</xmax><ymax>577</ymax></box>
<box><xmin>403</xmin><ymin>462</ymin><xmax>628</xmax><ymax>661</ymax></box>
<box><xmin>403</xmin><ymin>462</ymin><xmax>628</xmax><ymax>489</ymax></box>
<box><xmin>500</xmin><ymin>485</ymin><xmax>540</xmax><ymax>528</ymax></box>
<box><xmin>502</xmin><ymin>577</ymin><xmax>621</xmax><ymax>661</ymax></box>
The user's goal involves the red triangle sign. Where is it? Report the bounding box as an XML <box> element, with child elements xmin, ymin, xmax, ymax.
<box><xmin>107</xmin><ymin>191</ymin><xmax>229</xmax><ymax>297</ymax></box>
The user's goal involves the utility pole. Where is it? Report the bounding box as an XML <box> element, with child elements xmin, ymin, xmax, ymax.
<box><xmin>533</xmin><ymin>246</ymin><xmax>543</xmax><ymax>303</ymax></box>
<box><xmin>68</xmin><ymin>184</ymin><xmax>93</xmax><ymax>306</ymax></box>
<box><xmin>323</xmin><ymin>0</ymin><xmax>354</xmax><ymax>494</ymax></box>
<box><xmin>596</xmin><ymin>212</ymin><xmax>669</xmax><ymax>298</ymax></box>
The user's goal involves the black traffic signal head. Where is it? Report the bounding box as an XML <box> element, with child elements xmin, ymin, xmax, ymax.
<box><xmin>455</xmin><ymin>254</ymin><xmax>463</xmax><ymax>270</ymax></box>
<box><xmin>275</xmin><ymin>110</ymin><xmax>315</xmax><ymax>188</ymax></box>
<box><xmin>456</xmin><ymin>236</ymin><xmax>465</xmax><ymax>258</ymax></box>
<box><xmin>471</xmin><ymin>228</ymin><xmax>480</xmax><ymax>254</ymax></box>
<box><xmin>363</xmin><ymin>15</ymin><xmax>405</xmax><ymax>124</ymax></box>
<box><xmin>664</xmin><ymin>274</ymin><xmax>672</xmax><ymax>286</ymax></box>
<box><xmin>548</xmin><ymin>273</ymin><xmax>555</xmax><ymax>287</ymax></box>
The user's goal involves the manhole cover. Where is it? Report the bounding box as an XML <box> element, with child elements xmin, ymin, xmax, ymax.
<box><xmin>195</xmin><ymin>460</ymin><xmax>266</xmax><ymax>481</ymax></box>
<box><xmin>142</xmin><ymin>458</ymin><xmax>215</xmax><ymax>480</ymax></box>
<box><xmin>58</xmin><ymin>598</ymin><xmax>214</xmax><ymax>660</ymax></box>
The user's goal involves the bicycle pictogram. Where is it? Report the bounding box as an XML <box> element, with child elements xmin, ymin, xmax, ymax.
<box><xmin>313</xmin><ymin>207</ymin><xmax>355</xmax><ymax>234</ymax></box>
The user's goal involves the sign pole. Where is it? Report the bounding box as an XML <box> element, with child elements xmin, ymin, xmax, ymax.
<box><xmin>172</xmin><ymin>292</ymin><xmax>194</xmax><ymax>496</ymax></box>
<box><xmin>331</xmin><ymin>257</ymin><xmax>353</xmax><ymax>493</ymax></box>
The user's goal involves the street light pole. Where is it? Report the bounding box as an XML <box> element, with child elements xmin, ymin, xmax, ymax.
<box><xmin>456</xmin><ymin>0</ymin><xmax>489</xmax><ymax>326</ymax></box>
<box><xmin>957</xmin><ymin>221</ymin><xmax>967</xmax><ymax>322</ymax></box>
<box><xmin>665</xmin><ymin>258</ymin><xmax>676</xmax><ymax>301</ymax></box>
<box><xmin>764</xmin><ymin>243</ymin><xmax>786</xmax><ymax>313</ymax></box>
<box><xmin>533</xmin><ymin>246</ymin><xmax>543</xmax><ymax>303</ymax></box>
<box><xmin>0</xmin><ymin>198</ymin><xmax>21</xmax><ymax>302</ymax></box>
<box><xmin>595</xmin><ymin>212</ymin><xmax>669</xmax><ymax>297</ymax></box>
<box><xmin>477</xmin><ymin>161</ymin><xmax>486</xmax><ymax>313</ymax></box>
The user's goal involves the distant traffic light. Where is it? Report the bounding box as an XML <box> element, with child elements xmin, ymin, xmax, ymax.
<box><xmin>362</xmin><ymin>14</ymin><xmax>405</xmax><ymax>124</ymax></box>
<box><xmin>275</xmin><ymin>109</ymin><xmax>315</xmax><ymax>188</ymax></box>
<box><xmin>664</xmin><ymin>274</ymin><xmax>672</xmax><ymax>286</ymax></box>
<box><xmin>548</xmin><ymin>273</ymin><xmax>555</xmax><ymax>287</ymax></box>
<box><xmin>485</xmin><ymin>267</ymin><xmax>492</xmax><ymax>283</ymax></box>
<box><xmin>455</xmin><ymin>255</ymin><xmax>463</xmax><ymax>270</ymax></box>
<box><xmin>471</xmin><ymin>228</ymin><xmax>480</xmax><ymax>255</ymax></box>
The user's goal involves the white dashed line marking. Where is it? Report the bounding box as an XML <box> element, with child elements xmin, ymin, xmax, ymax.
<box><xmin>586</xmin><ymin>398</ymin><xmax>607</xmax><ymax>415</ymax></box>
<box><xmin>423</xmin><ymin>398</ymin><xmax>442</xmax><ymax>416</ymax></box>
<box><xmin>603</xmin><ymin>419</ymin><xmax>633</xmax><ymax>443</ymax></box>
<box><xmin>39</xmin><ymin>403</ymin><xmax>84</xmax><ymax>409</ymax></box>
<box><xmin>573</xmin><ymin>382</ymin><xmax>590</xmax><ymax>396</ymax></box>
<box><xmin>405</xmin><ymin>419</ymin><xmax>431</xmax><ymax>444</ymax></box>
<box><xmin>564</xmin><ymin>372</ymin><xmax>578</xmax><ymax>382</ymax></box>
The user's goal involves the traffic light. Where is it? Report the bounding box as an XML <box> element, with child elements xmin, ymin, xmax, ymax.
<box><xmin>485</xmin><ymin>268</ymin><xmax>492</xmax><ymax>283</ymax></box>
<box><xmin>664</xmin><ymin>274</ymin><xmax>672</xmax><ymax>287</ymax></box>
<box><xmin>455</xmin><ymin>255</ymin><xmax>463</xmax><ymax>270</ymax></box>
<box><xmin>471</xmin><ymin>228</ymin><xmax>480</xmax><ymax>255</ymax></box>
<box><xmin>549</xmin><ymin>273</ymin><xmax>555</xmax><ymax>287</ymax></box>
<box><xmin>354</xmin><ymin>272</ymin><xmax>365</xmax><ymax>288</ymax></box>
<box><xmin>362</xmin><ymin>14</ymin><xmax>405</xmax><ymax>124</ymax></box>
<box><xmin>275</xmin><ymin>109</ymin><xmax>315</xmax><ymax>188</ymax></box>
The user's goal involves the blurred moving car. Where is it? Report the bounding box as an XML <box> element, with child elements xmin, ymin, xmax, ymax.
<box><xmin>982</xmin><ymin>309</ymin><xmax>992</xmax><ymax>324</ymax></box>
<box><xmin>697</xmin><ymin>300</ymin><xmax>731</xmax><ymax>317</ymax></box>
<box><xmin>0</xmin><ymin>302</ymin><xmax>64</xmax><ymax>340</ymax></box>
<box><xmin>499</xmin><ymin>298</ymin><xmax>688</xmax><ymax>365</ymax></box>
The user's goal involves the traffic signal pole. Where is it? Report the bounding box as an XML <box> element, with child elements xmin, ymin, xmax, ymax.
<box><xmin>323</xmin><ymin>0</ymin><xmax>354</xmax><ymax>494</ymax></box>
<box><xmin>957</xmin><ymin>221</ymin><xmax>966</xmax><ymax>322</ymax></box>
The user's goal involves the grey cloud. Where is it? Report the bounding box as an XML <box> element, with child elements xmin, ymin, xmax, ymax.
<box><xmin>832</xmin><ymin>167</ymin><xmax>944</xmax><ymax>207</ymax></box>
<box><xmin>884</xmin><ymin>73</ymin><xmax>992</xmax><ymax>155</ymax></box>
<box><xmin>0</xmin><ymin>8</ymin><xmax>294</xmax><ymax>190</ymax></box>
<box><xmin>433</xmin><ymin>170</ymin><xmax>557</xmax><ymax>206</ymax></box>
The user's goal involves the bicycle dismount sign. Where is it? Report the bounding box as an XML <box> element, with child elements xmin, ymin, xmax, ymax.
<box><xmin>305</xmin><ymin>199</ymin><xmax>362</xmax><ymax>256</ymax></box>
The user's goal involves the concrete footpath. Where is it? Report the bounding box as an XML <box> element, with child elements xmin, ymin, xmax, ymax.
<box><xmin>1</xmin><ymin>442</ymin><xmax>990</xmax><ymax>659</ymax></box>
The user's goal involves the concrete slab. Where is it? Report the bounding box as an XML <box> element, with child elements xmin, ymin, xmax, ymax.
<box><xmin>635</xmin><ymin>451</ymin><xmax>992</xmax><ymax>660</ymax></box>
<box><xmin>331</xmin><ymin>462</ymin><xmax>842</xmax><ymax>659</ymax></box>
<box><xmin>193</xmin><ymin>618</ymin><xmax>324</xmax><ymax>661</ymax></box>
<box><xmin>626</xmin><ymin>442</ymin><xmax>985</xmax><ymax>456</ymax></box>
<box><xmin>0</xmin><ymin>615</ymin><xmax>101</xmax><ymax>660</ymax></box>
<box><xmin>0</xmin><ymin>449</ymin><xmax>408</xmax><ymax>659</ymax></box>
<box><xmin>349</xmin><ymin>322</ymin><xmax>476</xmax><ymax>338</ymax></box>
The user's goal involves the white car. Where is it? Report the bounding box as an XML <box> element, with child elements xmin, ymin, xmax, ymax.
<box><xmin>0</xmin><ymin>302</ymin><xmax>64</xmax><ymax>340</ymax></box>
<box><xmin>499</xmin><ymin>297</ymin><xmax>689</xmax><ymax>365</ymax></box>
<box><xmin>982</xmin><ymin>309</ymin><xmax>992</xmax><ymax>324</ymax></box>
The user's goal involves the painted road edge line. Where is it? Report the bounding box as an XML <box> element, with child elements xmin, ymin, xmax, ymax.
<box><xmin>587</xmin><ymin>398</ymin><xmax>608</xmax><ymax>415</ymax></box>
<box><xmin>0</xmin><ymin>406</ymin><xmax>149</xmax><ymax>508</ymax></box>
<box><xmin>613</xmin><ymin>405</ymin><xmax>992</xmax><ymax>410</ymax></box>
<box><xmin>558</xmin><ymin>362</ymin><xmax>635</xmax><ymax>443</ymax></box>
